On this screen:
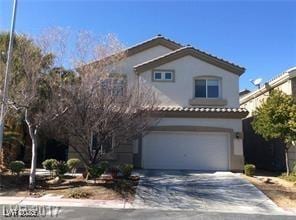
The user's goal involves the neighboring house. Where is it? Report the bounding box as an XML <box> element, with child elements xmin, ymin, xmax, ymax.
<box><xmin>240</xmin><ymin>67</ymin><xmax>296</xmax><ymax>171</ymax></box>
<box><xmin>68</xmin><ymin>35</ymin><xmax>248</xmax><ymax>171</ymax></box>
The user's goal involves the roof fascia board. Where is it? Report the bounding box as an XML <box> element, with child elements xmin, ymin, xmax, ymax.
<box><xmin>134</xmin><ymin>47</ymin><xmax>245</xmax><ymax>76</ymax></box>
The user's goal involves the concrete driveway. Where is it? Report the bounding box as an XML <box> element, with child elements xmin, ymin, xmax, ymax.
<box><xmin>131</xmin><ymin>170</ymin><xmax>285</xmax><ymax>214</ymax></box>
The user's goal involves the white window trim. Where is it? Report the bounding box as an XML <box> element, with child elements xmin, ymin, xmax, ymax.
<box><xmin>152</xmin><ymin>70</ymin><xmax>175</xmax><ymax>82</ymax></box>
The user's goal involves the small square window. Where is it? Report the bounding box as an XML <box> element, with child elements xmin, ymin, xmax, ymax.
<box><xmin>154</xmin><ymin>72</ymin><xmax>162</xmax><ymax>80</ymax></box>
<box><xmin>165</xmin><ymin>72</ymin><xmax>172</xmax><ymax>80</ymax></box>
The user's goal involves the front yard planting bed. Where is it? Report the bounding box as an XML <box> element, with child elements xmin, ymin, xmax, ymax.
<box><xmin>0</xmin><ymin>170</ymin><xmax>139</xmax><ymax>201</ymax></box>
<box><xmin>242</xmin><ymin>171</ymin><xmax>296</xmax><ymax>212</ymax></box>
<box><xmin>279</xmin><ymin>174</ymin><xmax>296</xmax><ymax>183</ymax></box>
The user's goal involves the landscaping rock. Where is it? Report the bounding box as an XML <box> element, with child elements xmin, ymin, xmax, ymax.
<box><xmin>46</xmin><ymin>176</ymin><xmax>62</xmax><ymax>185</ymax></box>
<box><xmin>262</xmin><ymin>177</ymin><xmax>273</xmax><ymax>184</ymax></box>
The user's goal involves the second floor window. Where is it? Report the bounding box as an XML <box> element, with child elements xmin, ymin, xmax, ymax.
<box><xmin>101</xmin><ymin>77</ymin><xmax>126</xmax><ymax>96</ymax></box>
<box><xmin>195</xmin><ymin>79</ymin><xmax>220</xmax><ymax>98</ymax></box>
<box><xmin>153</xmin><ymin>70</ymin><xmax>174</xmax><ymax>82</ymax></box>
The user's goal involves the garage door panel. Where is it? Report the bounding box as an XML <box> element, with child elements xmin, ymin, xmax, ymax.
<box><xmin>142</xmin><ymin>132</ymin><xmax>229</xmax><ymax>170</ymax></box>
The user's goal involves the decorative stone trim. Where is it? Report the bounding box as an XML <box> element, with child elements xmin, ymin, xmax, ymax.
<box><xmin>189</xmin><ymin>98</ymin><xmax>227</xmax><ymax>106</ymax></box>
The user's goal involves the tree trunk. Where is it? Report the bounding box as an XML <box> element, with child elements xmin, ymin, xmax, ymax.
<box><xmin>285</xmin><ymin>147</ymin><xmax>290</xmax><ymax>176</ymax></box>
<box><xmin>25</xmin><ymin>110</ymin><xmax>38</xmax><ymax>190</ymax></box>
<box><xmin>0</xmin><ymin>120</ymin><xmax>4</xmax><ymax>150</ymax></box>
<box><xmin>29</xmin><ymin>128</ymin><xmax>38</xmax><ymax>189</ymax></box>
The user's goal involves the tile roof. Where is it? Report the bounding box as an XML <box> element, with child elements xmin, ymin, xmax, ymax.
<box><xmin>134</xmin><ymin>46</ymin><xmax>245</xmax><ymax>76</ymax></box>
<box><xmin>84</xmin><ymin>35</ymin><xmax>245</xmax><ymax>75</ymax></box>
<box><xmin>240</xmin><ymin>66</ymin><xmax>296</xmax><ymax>104</ymax></box>
<box><xmin>156</xmin><ymin>106</ymin><xmax>248</xmax><ymax>113</ymax></box>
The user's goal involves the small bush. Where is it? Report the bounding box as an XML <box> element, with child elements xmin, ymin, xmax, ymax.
<box><xmin>100</xmin><ymin>161</ymin><xmax>109</xmax><ymax>172</ymax></box>
<box><xmin>87</xmin><ymin>165</ymin><xmax>104</xmax><ymax>181</ymax></box>
<box><xmin>120</xmin><ymin>164</ymin><xmax>133</xmax><ymax>178</ymax></box>
<box><xmin>67</xmin><ymin>158</ymin><xmax>80</xmax><ymax>174</ymax></box>
<box><xmin>67</xmin><ymin>189</ymin><xmax>92</xmax><ymax>199</ymax></box>
<box><xmin>9</xmin><ymin>160</ymin><xmax>25</xmax><ymax>176</ymax></box>
<box><xmin>55</xmin><ymin>161</ymin><xmax>68</xmax><ymax>177</ymax></box>
<box><xmin>244</xmin><ymin>164</ymin><xmax>256</xmax><ymax>176</ymax></box>
<box><xmin>42</xmin><ymin>159</ymin><xmax>58</xmax><ymax>176</ymax></box>
<box><xmin>280</xmin><ymin>173</ymin><xmax>296</xmax><ymax>182</ymax></box>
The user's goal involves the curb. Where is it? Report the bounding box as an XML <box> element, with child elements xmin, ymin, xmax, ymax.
<box><xmin>0</xmin><ymin>196</ymin><xmax>131</xmax><ymax>209</ymax></box>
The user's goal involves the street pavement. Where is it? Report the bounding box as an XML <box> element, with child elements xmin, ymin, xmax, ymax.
<box><xmin>0</xmin><ymin>206</ymin><xmax>295</xmax><ymax>220</ymax></box>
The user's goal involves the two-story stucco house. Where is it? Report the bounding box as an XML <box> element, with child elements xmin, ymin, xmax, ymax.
<box><xmin>240</xmin><ymin>67</ymin><xmax>296</xmax><ymax>171</ymax></box>
<box><xmin>68</xmin><ymin>35</ymin><xmax>248</xmax><ymax>171</ymax></box>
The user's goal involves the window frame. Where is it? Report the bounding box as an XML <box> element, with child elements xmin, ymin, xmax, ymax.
<box><xmin>100</xmin><ymin>75</ymin><xmax>127</xmax><ymax>97</ymax></box>
<box><xmin>152</xmin><ymin>70</ymin><xmax>175</xmax><ymax>82</ymax></box>
<box><xmin>194</xmin><ymin>77</ymin><xmax>222</xmax><ymax>99</ymax></box>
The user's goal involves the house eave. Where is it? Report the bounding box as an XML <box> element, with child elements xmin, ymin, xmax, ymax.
<box><xmin>134</xmin><ymin>47</ymin><xmax>245</xmax><ymax>76</ymax></box>
<box><xmin>240</xmin><ymin>68</ymin><xmax>296</xmax><ymax>105</ymax></box>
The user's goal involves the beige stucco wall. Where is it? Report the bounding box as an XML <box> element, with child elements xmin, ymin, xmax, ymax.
<box><xmin>112</xmin><ymin>45</ymin><xmax>173</xmax><ymax>87</ymax></box>
<box><xmin>139</xmin><ymin>55</ymin><xmax>240</xmax><ymax>107</ymax></box>
<box><xmin>240</xmin><ymin>91</ymin><xmax>269</xmax><ymax>117</ymax></box>
<box><xmin>87</xmin><ymin>44</ymin><xmax>244</xmax><ymax>169</ymax></box>
<box><xmin>240</xmin><ymin>80</ymin><xmax>292</xmax><ymax>117</ymax></box>
<box><xmin>157</xmin><ymin>118</ymin><xmax>242</xmax><ymax>132</ymax></box>
<box><xmin>67</xmin><ymin>135</ymin><xmax>134</xmax><ymax>166</ymax></box>
<box><xmin>278</xmin><ymin>80</ymin><xmax>293</xmax><ymax>95</ymax></box>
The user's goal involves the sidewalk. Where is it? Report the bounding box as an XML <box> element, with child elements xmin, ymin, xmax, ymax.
<box><xmin>0</xmin><ymin>195</ymin><xmax>133</xmax><ymax>209</ymax></box>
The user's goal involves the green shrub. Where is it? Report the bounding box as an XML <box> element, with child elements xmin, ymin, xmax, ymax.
<box><xmin>280</xmin><ymin>173</ymin><xmax>296</xmax><ymax>182</ymax></box>
<box><xmin>67</xmin><ymin>158</ymin><xmax>80</xmax><ymax>174</ymax></box>
<box><xmin>100</xmin><ymin>161</ymin><xmax>109</xmax><ymax>172</ymax></box>
<box><xmin>42</xmin><ymin>159</ymin><xmax>58</xmax><ymax>176</ymax></box>
<box><xmin>67</xmin><ymin>189</ymin><xmax>92</xmax><ymax>199</ymax></box>
<box><xmin>120</xmin><ymin>164</ymin><xmax>133</xmax><ymax>178</ymax></box>
<box><xmin>55</xmin><ymin>161</ymin><xmax>68</xmax><ymax>177</ymax></box>
<box><xmin>87</xmin><ymin>164</ymin><xmax>104</xmax><ymax>182</ymax></box>
<box><xmin>244</xmin><ymin>164</ymin><xmax>256</xmax><ymax>176</ymax></box>
<box><xmin>9</xmin><ymin>160</ymin><xmax>25</xmax><ymax>176</ymax></box>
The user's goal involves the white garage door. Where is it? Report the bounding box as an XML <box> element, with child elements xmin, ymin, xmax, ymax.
<box><xmin>142</xmin><ymin>131</ymin><xmax>230</xmax><ymax>170</ymax></box>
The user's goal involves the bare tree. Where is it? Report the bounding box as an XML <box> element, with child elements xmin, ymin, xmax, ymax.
<box><xmin>8</xmin><ymin>30</ymin><xmax>157</xmax><ymax>188</ymax></box>
<box><xmin>8</xmin><ymin>32</ymin><xmax>68</xmax><ymax>189</ymax></box>
<box><xmin>50</xmin><ymin>32</ymin><xmax>158</xmax><ymax>169</ymax></box>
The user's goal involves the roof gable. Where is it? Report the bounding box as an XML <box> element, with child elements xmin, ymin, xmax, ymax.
<box><xmin>85</xmin><ymin>35</ymin><xmax>182</xmax><ymax>67</ymax></box>
<box><xmin>134</xmin><ymin>46</ymin><xmax>245</xmax><ymax>76</ymax></box>
<box><xmin>125</xmin><ymin>35</ymin><xmax>182</xmax><ymax>56</ymax></box>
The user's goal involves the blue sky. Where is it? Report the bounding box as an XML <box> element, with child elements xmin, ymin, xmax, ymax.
<box><xmin>0</xmin><ymin>0</ymin><xmax>295</xmax><ymax>90</ymax></box>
